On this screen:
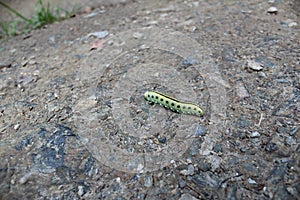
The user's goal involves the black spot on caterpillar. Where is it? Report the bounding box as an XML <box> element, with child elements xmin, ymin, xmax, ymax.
<box><xmin>144</xmin><ymin>91</ymin><xmax>204</xmax><ymax>117</ymax></box>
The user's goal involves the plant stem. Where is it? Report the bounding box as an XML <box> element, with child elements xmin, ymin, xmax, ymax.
<box><xmin>0</xmin><ymin>2</ymin><xmax>32</xmax><ymax>23</ymax></box>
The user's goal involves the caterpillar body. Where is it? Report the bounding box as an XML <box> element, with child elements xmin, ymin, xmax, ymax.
<box><xmin>144</xmin><ymin>91</ymin><xmax>204</xmax><ymax>117</ymax></box>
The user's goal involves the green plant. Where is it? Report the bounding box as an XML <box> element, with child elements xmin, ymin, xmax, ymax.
<box><xmin>32</xmin><ymin>0</ymin><xmax>59</xmax><ymax>29</ymax></box>
<box><xmin>0</xmin><ymin>21</ymin><xmax>18</xmax><ymax>37</ymax></box>
<box><xmin>0</xmin><ymin>0</ymin><xmax>75</xmax><ymax>38</ymax></box>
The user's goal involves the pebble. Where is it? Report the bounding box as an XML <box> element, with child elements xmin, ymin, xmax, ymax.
<box><xmin>236</xmin><ymin>81</ymin><xmax>250</xmax><ymax>99</ymax></box>
<box><xmin>87</xmin><ymin>31</ymin><xmax>109</xmax><ymax>39</ymax></box>
<box><xmin>158</xmin><ymin>136</ymin><xmax>166</xmax><ymax>144</ymax></box>
<box><xmin>14</xmin><ymin>123</ymin><xmax>21</xmax><ymax>130</ymax></box>
<box><xmin>78</xmin><ymin>185</ymin><xmax>84</xmax><ymax>196</ymax></box>
<box><xmin>144</xmin><ymin>175</ymin><xmax>153</xmax><ymax>187</ymax></box>
<box><xmin>180</xmin><ymin>169</ymin><xmax>190</xmax><ymax>176</ymax></box>
<box><xmin>250</xmin><ymin>131</ymin><xmax>261</xmax><ymax>138</ymax></box>
<box><xmin>248</xmin><ymin>178</ymin><xmax>257</xmax><ymax>184</ymax></box>
<box><xmin>281</xmin><ymin>19</ymin><xmax>298</xmax><ymax>27</ymax></box>
<box><xmin>19</xmin><ymin>173</ymin><xmax>32</xmax><ymax>184</ymax></box>
<box><xmin>99</xmin><ymin>112</ymin><xmax>108</xmax><ymax>120</ymax></box>
<box><xmin>187</xmin><ymin>164</ymin><xmax>195</xmax><ymax>175</ymax></box>
<box><xmin>247</xmin><ymin>60</ymin><xmax>264</xmax><ymax>71</ymax></box>
<box><xmin>213</xmin><ymin>144</ymin><xmax>223</xmax><ymax>153</ymax></box>
<box><xmin>267</xmin><ymin>7</ymin><xmax>278</xmax><ymax>14</ymax></box>
<box><xmin>178</xmin><ymin>179</ymin><xmax>187</xmax><ymax>188</ymax></box>
<box><xmin>186</xmin><ymin>158</ymin><xmax>192</xmax><ymax>164</ymax></box>
<box><xmin>265</xmin><ymin>142</ymin><xmax>278</xmax><ymax>152</ymax></box>
<box><xmin>258</xmin><ymin>71</ymin><xmax>266</xmax><ymax>77</ymax></box>
<box><xmin>198</xmin><ymin>162</ymin><xmax>211</xmax><ymax>172</ymax></box>
<box><xmin>288</xmin><ymin>22</ymin><xmax>297</xmax><ymax>27</ymax></box>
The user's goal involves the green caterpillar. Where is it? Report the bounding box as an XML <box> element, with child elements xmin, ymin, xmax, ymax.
<box><xmin>144</xmin><ymin>91</ymin><xmax>204</xmax><ymax>117</ymax></box>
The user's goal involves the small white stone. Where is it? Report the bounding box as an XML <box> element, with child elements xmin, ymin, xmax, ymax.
<box><xmin>87</xmin><ymin>31</ymin><xmax>109</xmax><ymax>39</ymax></box>
<box><xmin>288</xmin><ymin>22</ymin><xmax>298</xmax><ymax>27</ymax></box>
<box><xmin>116</xmin><ymin>177</ymin><xmax>121</xmax><ymax>183</ymax></box>
<box><xmin>267</xmin><ymin>7</ymin><xmax>278</xmax><ymax>14</ymax></box>
<box><xmin>78</xmin><ymin>185</ymin><xmax>84</xmax><ymax>196</ymax></box>
<box><xmin>258</xmin><ymin>71</ymin><xmax>266</xmax><ymax>77</ymax></box>
<box><xmin>247</xmin><ymin>60</ymin><xmax>264</xmax><ymax>71</ymax></box>
<box><xmin>250</xmin><ymin>131</ymin><xmax>261</xmax><ymax>138</ymax></box>
<box><xmin>248</xmin><ymin>178</ymin><xmax>257</xmax><ymax>184</ymax></box>
<box><xmin>136</xmin><ymin>163</ymin><xmax>144</xmax><ymax>172</ymax></box>
<box><xmin>19</xmin><ymin>173</ymin><xmax>32</xmax><ymax>184</ymax></box>
<box><xmin>180</xmin><ymin>169</ymin><xmax>190</xmax><ymax>176</ymax></box>
<box><xmin>14</xmin><ymin>124</ymin><xmax>20</xmax><ymax>130</ymax></box>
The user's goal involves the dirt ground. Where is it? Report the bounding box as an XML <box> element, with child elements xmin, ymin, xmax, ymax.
<box><xmin>0</xmin><ymin>0</ymin><xmax>299</xmax><ymax>199</ymax></box>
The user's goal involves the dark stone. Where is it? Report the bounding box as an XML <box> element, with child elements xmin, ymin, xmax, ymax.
<box><xmin>290</xmin><ymin>126</ymin><xmax>298</xmax><ymax>136</ymax></box>
<box><xmin>158</xmin><ymin>136</ymin><xmax>167</xmax><ymax>144</ymax></box>
<box><xmin>192</xmin><ymin>172</ymin><xmax>220</xmax><ymax>189</ymax></box>
<box><xmin>213</xmin><ymin>144</ymin><xmax>223</xmax><ymax>153</ymax></box>
<box><xmin>199</xmin><ymin>162</ymin><xmax>211</xmax><ymax>172</ymax></box>
<box><xmin>265</xmin><ymin>142</ymin><xmax>279</xmax><ymax>152</ymax></box>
